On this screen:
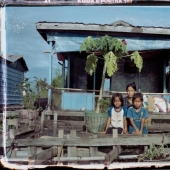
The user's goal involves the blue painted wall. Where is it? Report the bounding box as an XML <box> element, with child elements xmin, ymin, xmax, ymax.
<box><xmin>0</xmin><ymin>61</ymin><xmax>24</xmax><ymax>106</ymax></box>
<box><xmin>61</xmin><ymin>91</ymin><xmax>95</xmax><ymax>111</ymax></box>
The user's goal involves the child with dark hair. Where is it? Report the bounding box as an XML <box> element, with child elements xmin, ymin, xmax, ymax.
<box><xmin>100</xmin><ymin>93</ymin><xmax>128</xmax><ymax>134</ymax></box>
<box><xmin>124</xmin><ymin>82</ymin><xmax>136</xmax><ymax>108</ymax></box>
<box><xmin>127</xmin><ymin>92</ymin><xmax>148</xmax><ymax>134</ymax></box>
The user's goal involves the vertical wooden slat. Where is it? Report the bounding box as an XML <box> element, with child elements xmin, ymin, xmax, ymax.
<box><xmin>67</xmin><ymin>130</ymin><xmax>77</xmax><ymax>157</ymax></box>
<box><xmin>58</xmin><ymin>129</ymin><xmax>64</xmax><ymax>158</ymax></box>
<box><xmin>89</xmin><ymin>147</ymin><xmax>98</xmax><ymax>157</ymax></box>
<box><xmin>112</xmin><ymin>129</ymin><xmax>118</xmax><ymax>138</ymax></box>
<box><xmin>40</xmin><ymin>111</ymin><xmax>45</xmax><ymax>132</ymax></box>
<box><xmin>53</xmin><ymin>112</ymin><xmax>58</xmax><ymax>137</ymax></box>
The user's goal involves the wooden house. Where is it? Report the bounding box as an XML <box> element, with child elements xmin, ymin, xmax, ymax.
<box><xmin>36</xmin><ymin>20</ymin><xmax>170</xmax><ymax>107</ymax></box>
<box><xmin>36</xmin><ymin>20</ymin><xmax>170</xmax><ymax>132</ymax></box>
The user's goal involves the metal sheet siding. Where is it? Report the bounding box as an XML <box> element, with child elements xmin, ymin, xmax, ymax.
<box><xmin>61</xmin><ymin>91</ymin><xmax>95</xmax><ymax>111</ymax></box>
<box><xmin>0</xmin><ymin>62</ymin><xmax>23</xmax><ymax>105</ymax></box>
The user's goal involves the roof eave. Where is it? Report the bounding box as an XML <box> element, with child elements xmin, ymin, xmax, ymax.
<box><xmin>36</xmin><ymin>22</ymin><xmax>170</xmax><ymax>36</ymax></box>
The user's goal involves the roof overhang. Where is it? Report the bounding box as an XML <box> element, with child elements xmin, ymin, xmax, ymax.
<box><xmin>36</xmin><ymin>21</ymin><xmax>170</xmax><ymax>39</ymax></box>
<box><xmin>36</xmin><ymin>21</ymin><xmax>170</xmax><ymax>52</ymax></box>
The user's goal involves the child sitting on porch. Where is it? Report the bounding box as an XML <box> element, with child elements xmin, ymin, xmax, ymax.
<box><xmin>100</xmin><ymin>93</ymin><xmax>128</xmax><ymax>134</ymax></box>
<box><xmin>127</xmin><ymin>92</ymin><xmax>148</xmax><ymax>134</ymax></box>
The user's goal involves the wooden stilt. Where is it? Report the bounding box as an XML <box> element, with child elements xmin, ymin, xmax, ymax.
<box><xmin>28</xmin><ymin>146</ymin><xmax>37</xmax><ymax>165</ymax></box>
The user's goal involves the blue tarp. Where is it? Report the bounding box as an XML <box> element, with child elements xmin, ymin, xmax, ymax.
<box><xmin>47</xmin><ymin>33</ymin><xmax>170</xmax><ymax>53</ymax></box>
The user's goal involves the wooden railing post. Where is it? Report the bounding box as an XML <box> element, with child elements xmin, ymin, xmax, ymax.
<box><xmin>53</xmin><ymin>112</ymin><xmax>58</xmax><ymax>137</ymax></box>
<box><xmin>40</xmin><ymin>111</ymin><xmax>45</xmax><ymax>132</ymax></box>
<box><xmin>58</xmin><ymin>129</ymin><xmax>64</xmax><ymax>158</ymax></box>
<box><xmin>67</xmin><ymin>130</ymin><xmax>77</xmax><ymax>165</ymax></box>
<box><xmin>68</xmin><ymin>130</ymin><xmax>77</xmax><ymax>157</ymax></box>
<box><xmin>112</xmin><ymin>129</ymin><xmax>118</xmax><ymax>138</ymax></box>
<box><xmin>29</xmin><ymin>112</ymin><xmax>34</xmax><ymax>126</ymax></box>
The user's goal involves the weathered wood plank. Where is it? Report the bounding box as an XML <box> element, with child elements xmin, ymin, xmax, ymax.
<box><xmin>148</xmin><ymin>124</ymin><xmax>170</xmax><ymax>130</ymax></box>
<box><xmin>57</xmin><ymin>129</ymin><xmax>64</xmax><ymax>158</ymax></box>
<box><xmin>77</xmin><ymin>148</ymin><xmax>89</xmax><ymax>157</ymax></box>
<box><xmin>112</xmin><ymin>129</ymin><xmax>118</xmax><ymax>138</ymax></box>
<box><xmin>44</xmin><ymin>111</ymin><xmax>85</xmax><ymax>117</ymax></box>
<box><xmin>5</xmin><ymin>134</ymin><xmax>170</xmax><ymax>147</ymax></box>
<box><xmin>15</xmin><ymin>126</ymin><xmax>35</xmax><ymax>136</ymax></box>
<box><xmin>28</xmin><ymin>146</ymin><xmax>37</xmax><ymax>165</ymax></box>
<box><xmin>28</xmin><ymin>146</ymin><xmax>58</xmax><ymax>165</ymax></box>
<box><xmin>67</xmin><ymin>130</ymin><xmax>77</xmax><ymax>157</ymax></box>
<box><xmin>53</xmin><ymin>112</ymin><xmax>58</xmax><ymax>137</ymax></box>
<box><xmin>52</xmin><ymin>156</ymin><xmax>105</xmax><ymax>161</ymax></box>
<box><xmin>89</xmin><ymin>147</ymin><xmax>98</xmax><ymax>157</ymax></box>
<box><xmin>57</xmin><ymin>121</ymin><xmax>85</xmax><ymax>126</ymax></box>
<box><xmin>105</xmin><ymin>146</ymin><xmax>121</xmax><ymax>164</ymax></box>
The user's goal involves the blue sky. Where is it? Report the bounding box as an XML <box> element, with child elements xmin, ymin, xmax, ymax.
<box><xmin>5</xmin><ymin>6</ymin><xmax>170</xmax><ymax>89</ymax></box>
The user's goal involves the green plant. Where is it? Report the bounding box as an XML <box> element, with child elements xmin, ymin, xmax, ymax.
<box><xmin>138</xmin><ymin>134</ymin><xmax>168</xmax><ymax>162</ymax></box>
<box><xmin>80</xmin><ymin>35</ymin><xmax>143</xmax><ymax>113</ymax></box>
<box><xmin>15</xmin><ymin>70</ymin><xmax>63</xmax><ymax>110</ymax></box>
<box><xmin>98</xmin><ymin>98</ymin><xmax>110</xmax><ymax>113</ymax></box>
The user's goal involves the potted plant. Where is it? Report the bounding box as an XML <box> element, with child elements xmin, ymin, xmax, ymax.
<box><xmin>79</xmin><ymin>35</ymin><xmax>143</xmax><ymax>133</ymax></box>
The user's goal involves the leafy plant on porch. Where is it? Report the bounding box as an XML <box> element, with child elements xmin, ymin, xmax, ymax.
<box><xmin>138</xmin><ymin>133</ymin><xmax>169</xmax><ymax>162</ymax></box>
<box><xmin>15</xmin><ymin>77</ymin><xmax>48</xmax><ymax>110</ymax></box>
<box><xmin>15</xmin><ymin>69</ymin><xmax>62</xmax><ymax>110</ymax></box>
<box><xmin>80</xmin><ymin>35</ymin><xmax>143</xmax><ymax>113</ymax></box>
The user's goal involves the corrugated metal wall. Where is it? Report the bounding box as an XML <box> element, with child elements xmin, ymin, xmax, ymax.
<box><xmin>0</xmin><ymin>62</ymin><xmax>24</xmax><ymax>105</ymax></box>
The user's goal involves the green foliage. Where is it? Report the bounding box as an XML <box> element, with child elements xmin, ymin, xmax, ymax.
<box><xmin>15</xmin><ymin>69</ymin><xmax>63</xmax><ymax>110</ymax></box>
<box><xmin>138</xmin><ymin>134</ymin><xmax>168</xmax><ymax>162</ymax></box>
<box><xmin>98</xmin><ymin>98</ymin><xmax>110</xmax><ymax>113</ymax></box>
<box><xmin>131</xmin><ymin>51</ymin><xmax>143</xmax><ymax>72</ymax></box>
<box><xmin>80</xmin><ymin>36</ymin><xmax>97</xmax><ymax>53</ymax></box>
<box><xmin>34</xmin><ymin>77</ymin><xmax>48</xmax><ymax>98</ymax></box>
<box><xmin>52</xmin><ymin>69</ymin><xmax>62</xmax><ymax>88</ymax></box>
<box><xmin>23</xmin><ymin>92</ymin><xmax>37</xmax><ymax>109</ymax></box>
<box><xmin>105</xmin><ymin>52</ymin><xmax>118</xmax><ymax>77</ymax></box>
<box><xmin>79</xmin><ymin>35</ymin><xmax>137</xmax><ymax>79</ymax></box>
<box><xmin>85</xmin><ymin>54</ymin><xmax>98</xmax><ymax>76</ymax></box>
<box><xmin>79</xmin><ymin>35</ymin><xmax>143</xmax><ymax>113</ymax></box>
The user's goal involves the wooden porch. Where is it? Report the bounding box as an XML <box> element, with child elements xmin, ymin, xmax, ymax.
<box><xmin>2</xmin><ymin>129</ymin><xmax>170</xmax><ymax>166</ymax></box>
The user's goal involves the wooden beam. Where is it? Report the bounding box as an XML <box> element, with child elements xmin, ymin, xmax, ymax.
<box><xmin>28</xmin><ymin>146</ymin><xmax>58</xmax><ymax>165</ymax></box>
<box><xmin>52</xmin><ymin>156</ymin><xmax>105</xmax><ymax>162</ymax></box>
<box><xmin>15</xmin><ymin>126</ymin><xmax>35</xmax><ymax>136</ymax></box>
<box><xmin>105</xmin><ymin>146</ymin><xmax>121</xmax><ymax>164</ymax></box>
<box><xmin>67</xmin><ymin>130</ymin><xmax>77</xmax><ymax>157</ymax></box>
<box><xmin>53</xmin><ymin>112</ymin><xmax>58</xmax><ymax>137</ymax></box>
<box><xmin>4</xmin><ymin>134</ymin><xmax>170</xmax><ymax>147</ymax></box>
